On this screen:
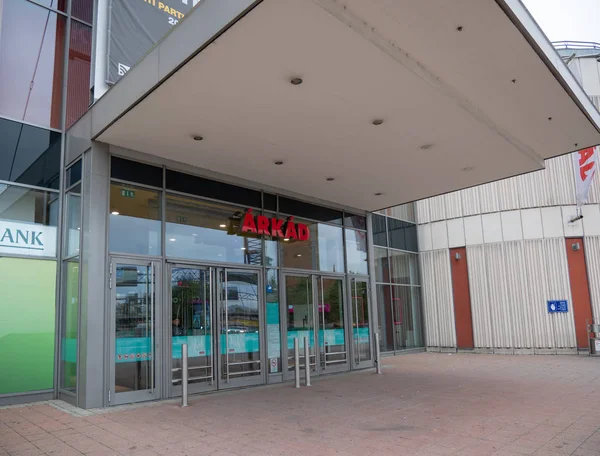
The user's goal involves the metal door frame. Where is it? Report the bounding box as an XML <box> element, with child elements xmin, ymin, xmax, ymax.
<box><xmin>281</xmin><ymin>272</ymin><xmax>349</xmax><ymax>381</ymax></box>
<box><xmin>215</xmin><ymin>267</ymin><xmax>266</xmax><ymax>389</ymax></box>
<box><xmin>167</xmin><ymin>263</ymin><xmax>217</xmax><ymax>397</ymax></box>
<box><xmin>108</xmin><ymin>257</ymin><xmax>162</xmax><ymax>406</ymax></box>
<box><xmin>348</xmin><ymin>275</ymin><xmax>375</xmax><ymax>370</ymax></box>
<box><xmin>314</xmin><ymin>274</ymin><xmax>350</xmax><ymax>374</ymax></box>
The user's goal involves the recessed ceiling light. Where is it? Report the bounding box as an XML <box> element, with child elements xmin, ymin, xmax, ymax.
<box><xmin>241</xmin><ymin>247</ymin><xmax>246</xmax><ymax>250</ymax></box>
<box><xmin>326</xmin><ymin>177</ymin><xmax>335</xmax><ymax>182</ymax></box>
<box><xmin>456</xmin><ymin>26</ymin><xmax>463</xmax><ymax>32</ymax></box>
<box><xmin>461</xmin><ymin>166</ymin><xmax>474</xmax><ymax>172</ymax></box>
<box><xmin>548</xmin><ymin>117</ymin><xmax>552</xmax><ymax>121</ymax></box>
<box><xmin>374</xmin><ymin>192</ymin><xmax>383</xmax><ymax>196</ymax></box>
<box><xmin>283</xmin><ymin>238</ymin><xmax>290</xmax><ymax>241</ymax></box>
<box><xmin>274</xmin><ymin>160</ymin><xmax>284</xmax><ymax>165</ymax></box>
<box><xmin>420</xmin><ymin>144</ymin><xmax>434</xmax><ymax>150</ymax></box>
<box><xmin>372</xmin><ymin>119</ymin><xmax>384</xmax><ymax>126</ymax></box>
<box><xmin>169</xmin><ymin>238</ymin><xmax>176</xmax><ymax>242</ymax></box>
<box><xmin>219</xmin><ymin>224</ymin><xmax>227</xmax><ymax>228</ymax></box>
<box><xmin>290</xmin><ymin>77</ymin><xmax>303</xmax><ymax>85</ymax></box>
<box><xmin>111</xmin><ymin>211</ymin><xmax>120</xmax><ymax>215</ymax></box>
<box><xmin>296</xmin><ymin>254</ymin><xmax>302</xmax><ymax>257</ymax></box>
<box><xmin>193</xmin><ymin>135</ymin><xmax>203</xmax><ymax>141</ymax></box>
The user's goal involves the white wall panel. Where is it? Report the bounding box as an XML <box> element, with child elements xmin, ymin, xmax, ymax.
<box><xmin>546</xmin><ymin>154</ymin><xmax>576</xmax><ymax>206</ymax></box>
<box><xmin>521</xmin><ymin>208</ymin><xmax>543</xmax><ymax>240</ymax></box>
<box><xmin>580</xmin><ymin>58</ymin><xmax>600</xmax><ymax>95</ymax></box>
<box><xmin>498</xmin><ymin>177</ymin><xmax>520</xmax><ymax>211</ymax></box>
<box><xmin>429</xmin><ymin>195</ymin><xmax>447</xmax><ymax>222</ymax></box>
<box><xmin>584</xmin><ymin>236</ymin><xmax>600</xmax><ymax>320</ymax></box>
<box><xmin>562</xmin><ymin>206</ymin><xmax>584</xmax><ymax>237</ymax></box>
<box><xmin>583</xmin><ymin>205</ymin><xmax>600</xmax><ymax>236</ymax></box>
<box><xmin>431</xmin><ymin>249</ymin><xmax>456</xmax><ymax>347</ymax></box>
<box><xmin>517</xmin><ymin>169</ymin><xmax>551</xmax><ymax>208</ymax></box>
<box><xmin>482</xmin><ymin>213</ymin><xmax>502</xmax><ymax>244</ymax></box>
<box><xmin>479</xmin><ymin>182</ymin><xmax>500</xmax><ymax>214</ymax></box>
<box><xmin>543</xmin><ymin>238</ymin><xmax>577</xmax><ymax>348</ymax></box>
<box><xmin>420</xmin><ymin>253</ymin><xmax>440</xmax><ymax>347</ymax></box>
<box><xmin>522</xmin><ymin>240</ymin><xmax>554</xmax><ymax>348</ymax></box>
<box><xmin>461</xmin><ymin>187</ymin><xmax>480</xmax><ymax>216</ymax></box>
<box><xmin>430</xmin><ymin>221</ymin><xmax>449</xmax><ymax>250</ymax></box>
<box><xmin>466</xmin><ymin>245</ymin><xmax>493</xmax><ymax>348</ymax></box>
<box><xmin>417</xmin><ymin>223</ymin><xmax>433</xmax><ymax>252</ymax></box>
<box><xmin>541</xmin><ymin>206</ymin><xmax>564</xmax><ymax>238</ymax></box>
<box><xmin>444</xmin><ymin>191</ymin><xmax>463</xmax><ymax>220</ymax></box>
<box><xmin>484</xmin><ymin>244</ymin><xmax>512</xmax><ymax>348</ymax></box>
<box><xmin>447</xmin><ymin>218</ymin><xmax>465</xmax><ymax>248</ymax></box>
<box><xmin>504</xmin><ymin>242</ymin><xmax>533</xmax><ymax>348</ymax></box>
<box><xmin>501</xmin><ymin>211</ymin><xmax>523</xmax><ymax>241</ymax></box>
<box><xmin>415</xmin><ymin>199</ymin><xmax>431</xmax><ymax>224</ymax></box>
<box><xmin>464</xmin><ymin>215</ymin><xmax>483</xmax><ymax>246</ymax></box>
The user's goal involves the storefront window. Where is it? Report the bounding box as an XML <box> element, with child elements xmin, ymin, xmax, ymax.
<box><xmin>388</xmin><ymin>218</ymin><xmax>418</xmax><ymax>252</ymax></box>
<box><xmin>345</xmin><ymin>229</ymin><xmax>368</xmax><ymax>275</ymax></box>
<box><xmin>374</xmin><ymin>247</ymin><xmax>389</xmax><ymax>283</ymax></box>
<box><xmin>166</xmin><ymin>195</ymin><xmax>263</xmax><ymax>265</ymax></box>
<box><xmin>372</xmin><ymin>214</ymin><xmax>387</xmax><ymax>247</ymax></box>
<box><xmin>266</xmin><ymin>269</ymin><xmax>281</xmax><ymax>374</ymax></box>
<box><xmin>0</xmin><ymin>257</ymin><xmax>57</xmax><ymax>394</ymax></box>
<box><xmin>389</xmin><ymin>251</ymin><xmax>420</xmax><ymax>285</ymax></box>
<box><xmin>0</xmin><ymin>1</ymin><xmax>66</xmax><ymax>129</ymax></box>
<box><xmin>391</xmin><ymin>285</ymin><xmax>423</xmax><ymax>349</ymax></box>
<box><xmin>109</xmin><ymin>183</ymin><xmax>161</xmax><ymax>255</ymax></box>
<box><xmin>280</xmin><ymin>220</ymin><xmax>344</xmax><ymax>272</ymax></box>
<box><xmin>0</xmin><ymin>184</ymin><xmax>58</xmax><ymax>258</ymax></box>
<box><xmin>376</xmin><ymin>284</ymin><xmax>394</xmax><ymax>352</ymax></box>
<box><xmin>264</xmin><ymin>213</ymin><xmax>278</xmax><ymax>267</ymax></box>
<box><xmin>64</xmin><ymin>186</ymin><xmax>81</xmax><ymax>257</ymax></box>
<box><xmin>60</xmin><ymin>259</ymin><xmax>79</xmax><ymax>392</ymax></box>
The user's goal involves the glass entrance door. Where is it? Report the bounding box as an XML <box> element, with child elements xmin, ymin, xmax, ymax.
<box><xmin>217</xmin><ymin>269</ymin><xmax>263</xmax><ymax>388</ymax></box>
<box><xmin>170</xmin><ymin>266</ymin><xmax>214</xmax><ymax>395</ymax></box>
<box><xmin>350</xmin><ymin>278</ymin><xmax>372</xmax><ymax>368</ymax></box>
<box><xmin>283</xmin><ymin>274</ymin><xmax>348</xmax><ymax>379</ymax></box>
<box><xmin>168</xmin><ymin>265</ymin><xmax>264</xmax><ymax>395</ymax></box>
<box><xmin>110</xmin><ymin>259</ymin><xmax>161</xmax><ymax>405</ymax></box>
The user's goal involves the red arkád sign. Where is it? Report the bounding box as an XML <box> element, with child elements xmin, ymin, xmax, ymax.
<box><xmin>241</xmin><ymin>209</ymin><xmax>309</xmax><ymax>241</ymax></box>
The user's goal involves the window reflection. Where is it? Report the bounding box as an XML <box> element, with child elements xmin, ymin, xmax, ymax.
<box><xmin>389</xmin><ymin>251</ymin><xmax>420</xmax><ymax>285</ymax></box>
<box><xmin>0</xmin><ymin>1</ymin><xmax>65</xmax><ymax>129</ymax></box>
<box><xmin>109</xmin><ymin>183</ymin><xmax>161</xmax><ymax>255</ymax></box>
<box><xmin>165</xmin><ymin>195</ymin><xmax>263</xmax><ymax>265</ymax></box>
<box><xmin>280</xmin><ymin>220</ymin><xmax>344</xmax><ymax>272</ymax></box>
<box><xmin>345</xmin><ymin>229</ymin><xmax>368</xmax><ymax>275</ymax></box>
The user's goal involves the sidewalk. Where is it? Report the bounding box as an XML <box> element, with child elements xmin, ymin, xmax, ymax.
<box><xmin>1</xmin><ymin>353</ymin><xmax>600</xmax><ymax>455</ymax></box>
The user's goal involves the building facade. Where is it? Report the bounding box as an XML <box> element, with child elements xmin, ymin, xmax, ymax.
<box><xmin>1</xmin><ymin>1</ymin><xmax>599</xmax><ymax>409</ymax></box>
<box><xmin>416</xmin><ymin>42</ymin><xmax>600</xmax><ymax>354</ymax></box>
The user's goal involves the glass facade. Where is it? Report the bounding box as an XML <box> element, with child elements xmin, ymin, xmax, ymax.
<box><xmin>0</xmin><ymin>0</ymin><xmax>92</xmax><ymax>401</ymax></box>
<box><xmin>373</xmin><ymin>204</ymin><xmax>424</xmax><ymax>353</ymax></box>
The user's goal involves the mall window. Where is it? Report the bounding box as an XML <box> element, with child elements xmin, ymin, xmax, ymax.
<box><xmin>345</xmin><ymin>229</ymin><xmax>368</xmax><ymax>275</ymax></box>
<box><xmin>0</xmin><ymin>118</ymin><xmax>61</xmax><ymax>189</ymax></box>
<box><xmin>373</xmin><ymin>209</ymin><xmax>423</xmax><ymax>353</ymax></box>
<box><xmin>166</xmin><ymin>195</ymin><xmax>264</xmax><ymax>265</ymax></box>
<box><xmin>0</xmin><ymin>0</ymin><xmax>66</xmax><ymax>129</ymax></box>
<box><xmin>266</xmin><ymin>269</ymin><xmax>281</xmax><ymax>374</ymax></box>
<box><xmin>280</xmin><ymin>219</ymin><xmax>344</xmax><ymax>272</ymax></box>
<box><xmin>109</xmin><ymin>183</ymin><xmax>162</xmax><ymax>255</ymax></box>
<box><xmin>60</xmin><ymin>259</ymin><xmax>79</xmax><ymax>392</ymax></box>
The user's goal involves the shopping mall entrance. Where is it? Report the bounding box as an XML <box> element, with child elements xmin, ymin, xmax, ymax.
<box><xmin>281</xmin><ymin>274</ymin><xmax>372</xmax><ymax>380</ymax></box>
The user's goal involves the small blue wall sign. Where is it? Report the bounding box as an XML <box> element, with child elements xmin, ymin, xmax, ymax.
<box><xmin>547</xmin><ymin>300</ymin><xmax>568</xmax><ymax>313</ymax></box>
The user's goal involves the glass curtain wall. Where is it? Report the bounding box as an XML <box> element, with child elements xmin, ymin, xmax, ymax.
<box><xmin>372</xmin><ymin>207</ymin><xmax>423</xmax><ymax>353</ymax></box>
<box><xmin>0</xmin><ymin>0</ymin><xmax>93</xmax><ymax>400</ymax></box>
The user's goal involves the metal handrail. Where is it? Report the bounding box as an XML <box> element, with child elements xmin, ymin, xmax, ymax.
<box><xmin>553</xmin><ymin>40</ymin><xmax>600</xmax><ymax>50</ymax></box>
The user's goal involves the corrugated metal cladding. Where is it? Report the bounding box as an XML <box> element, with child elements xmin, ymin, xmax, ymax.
<box><xmin>584</xmin><ymin>236</ymin><xmax>600</xmax><ymax>320</ymax></box>
<box><xmin>416</xmin><ymin>198</ymin><xmax>431</xmax><ymax>224</ymax></box>
<box><xmin>415</xmin><ymin>153</ymin><xmax>582</xmax><ymax>219</ymax></box>
<box><xmin>420</xmin><ymin>250</ymin><xmax>456</xmax><ymax>348</ymax></box>
<box><xmin>425</xmin><ymin>239</ymin><xmax>578</xmax><ymax>351</ymax></box>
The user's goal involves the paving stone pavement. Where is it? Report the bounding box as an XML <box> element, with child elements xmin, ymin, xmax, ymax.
<box><xmin>1</xmin><ymin>353</ymin><xmax>600</xmax><ymax>455</ymax></box>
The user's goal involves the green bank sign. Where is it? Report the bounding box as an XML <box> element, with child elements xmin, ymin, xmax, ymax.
<box><xmin>0</xmin><ymin>221</ymin><xmax>56</xmax><ymax>257</ymax></box>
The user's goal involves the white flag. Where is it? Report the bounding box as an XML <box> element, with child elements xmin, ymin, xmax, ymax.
<box><xmin>573</xmin><ymin>145</ymin><xmax>599</xmax><ymax>207</ymax></box>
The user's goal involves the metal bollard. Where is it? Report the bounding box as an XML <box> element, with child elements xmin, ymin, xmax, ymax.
<box><xmin>294</xmin><ymin>338</ymin><xmax>300</xmax><ymax>388</ymax></box>
<box><xmin>375</xmin><ymin>333</ymin><xmax>382</xmax><ymax>374</ymax></box>
<box><xmin>181</xmin><ymin>343</ymin><xmax>189</xmax><ymax>407</ymax></box>
<box><xmin>304</xmin><ymin>336</ymin><xmax>311</xmax><ymax>387</ymax></box>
